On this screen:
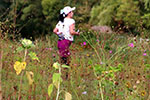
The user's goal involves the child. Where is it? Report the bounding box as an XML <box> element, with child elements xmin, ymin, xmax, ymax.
<box><xmin>53</xmin><ymin>6</ymin><xmax>79</xmax><ymax>66</ymax></box>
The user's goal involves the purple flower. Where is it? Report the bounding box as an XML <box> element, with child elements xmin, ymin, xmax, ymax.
<box><xmin>143</xmin><ymin>53</ymin><xmax>147</xmax><ymax>56</ymax></box>
<box><xmin>109</xmin><ymin>50</ymin><xmax>112</xmax><ymax>54</ymax></box>
<box><xmin>96</xmin><ymin>39</ymin><xmax>99</xmax><ymax>42</ymax></box>
<box><xmin>83</xmin><ymin>42</ymin><xmax>86</xmax><ymax>46</ymax></box>
<box><xmin>82</xmin><ymin>91</ymin><xmax>87</xmax><ymax>95</ymax></box>
<box><xmin>128</xmin><ymin>43</ymin><xmax>134</xmax><ymax>47</ymax></box>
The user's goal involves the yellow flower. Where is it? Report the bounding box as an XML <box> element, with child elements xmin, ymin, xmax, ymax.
<box><xmin>20</xmin><ymin>62</ymin><xmax>26</xmax><ymax>70</ymax></box>
<box><xmin>16</xmin><ymin>69</ymin><xmax>22</xmax><ymax>75</ymax></box>
<box><xmin>86</xmin><ymin>54</ymin><xmax>90</xmax><ymax>57</ymax></box>
<box><xmin>14</xmin><ymin>61</ymin><xmax>26</xmax><ymax>75</ymax></box>
<box><xmin>141</xmin><ymin>91</ymin><xmax>146</xmax><ymax>96</ymax></box>
<box><xmin>14</xmin><ymin>61</ymin><xmax>21</xmax><ymax>71</ymax></box>
<box><xmin>125</xmin><ymin>82</ymin><xmax>131</xmax><ymax>88</ymax></box>
<box><xmin>109</xmin><ymin>70</ymin><xmax>113</xmax><ymax>73</ymax></box>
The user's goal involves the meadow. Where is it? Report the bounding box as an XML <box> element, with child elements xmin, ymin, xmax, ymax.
<box><xmin>1</xmin><ymin>31</ymin><xmax>150</xmax><ymax>100</ymax></box>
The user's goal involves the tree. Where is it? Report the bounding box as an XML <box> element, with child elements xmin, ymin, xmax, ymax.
<box><xmin>116</xmin><ymin>0</ymin><xmax>140</xmax><ymax>28</ymax></box>
<box><xmin>89</xmin><ymin>0</ymin><xmax>119</xmax><ymax>26</ymax></box>
<box><xmin>90</xmin><ymin>0</ymin><xmax>141</xmax><ymax>33</ymax></box>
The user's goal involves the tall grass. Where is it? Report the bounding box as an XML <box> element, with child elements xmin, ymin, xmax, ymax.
<box><xmin>1</xmin><ymin>31</ymin><xmax>150</xmax><ymax>100</ymax></box>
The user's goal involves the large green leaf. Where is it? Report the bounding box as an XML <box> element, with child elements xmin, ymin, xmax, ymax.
<box><xmin>28</xmin><ymin>52</ymin><xmax>39</xmax><ymax>62</ymax></box>
<box><xmin>52</xmin><ymin>73</ymin><xmax>62</xmax><ymax>88</ymax></box>
<box><xmin>16</xmin><ymin>47</ymin><xmax>24</xmax><ymax>53</ymax></box>
<box><xmin>48</xmin><ymin>84</ymin><xmax>54</xmax><ymax>97</ymax></box>
<box><xmin>62</xmin><ymin>64</ymin><xmax>70</xmax><ymax>69</ymax></box>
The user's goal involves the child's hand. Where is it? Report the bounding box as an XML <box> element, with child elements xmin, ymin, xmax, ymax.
<box><xmin>56</xmin><ymin>32</ymin><xmax>62</xmax><ymax>35</ymax></box>
<box><xmin>76</xmin><ymin>29</ymin><xmax>80</xmax><ymax>35</ymax></box>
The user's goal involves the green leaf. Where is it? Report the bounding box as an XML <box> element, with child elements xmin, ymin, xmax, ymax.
<box><xmin>48</xmin><ymin>84</ymin><xmax>54</xmax><ymax>97</ymax></box>
<box><xmin>28</xmin><ymin>52</ymin><xmax>39</xmax><ymax>62</ymax></box>
<box><xmin>145</xmin><ymin>64</ymin><xmax>150</xmax><ymax>68</ymax></box>
<box><xmin>62</xmin><ymin>64</ymin><xmax>70</xmax><ymax>69</ymax></box>
<box><xmin>65</xmin><ymin>92</ymin><xmax>72</xmax><ymax>100</ymax></box>
<box><xmin>16</xmin><ymin>47</ymin><xmax>24</xmax><ymax>53</ymax></box>
<box><xmin>52</xmin><ymin>73</ymin><xmax>62</xmax><ymax>88</ymax></box>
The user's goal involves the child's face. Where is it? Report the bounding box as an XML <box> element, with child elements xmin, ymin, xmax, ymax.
<box><xmin>68</xmin><ymin>11</ymin><xmax>74</xmax><ymax>18</ymax></box>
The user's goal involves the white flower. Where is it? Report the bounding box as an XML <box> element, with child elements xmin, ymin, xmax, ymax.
<box><xmin>21</xmin><ymin>38</ymin><xmax>34</xmax><ymax>48</ymax></box>
<box><xmin>82</xmin><ymin>91</ymin><xmax>87</xmax><ymax>95</ymax></box>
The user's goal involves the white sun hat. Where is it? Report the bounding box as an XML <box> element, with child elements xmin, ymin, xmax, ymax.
<box><xmin>63</xmin><ymin>6</ymin><xmax>76</xmax><ymax>15</ymax></box>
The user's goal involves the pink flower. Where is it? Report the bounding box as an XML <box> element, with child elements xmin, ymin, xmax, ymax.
<box><xmin>96</xmin><ymin>39</ymin><xmax>99</xmax><ymax>42</ymax></box>
<box><xmin>45</xmin><ymin>48</ymin><xmax>52</xmax><ymax>51</ymax></box>
<box><xmin>128</xmin><ymin>43</ymin><xmax>134</xmax><ymax>47</ymax></box>
<box><xmin>52</xmin><ymin>54</ymin><xmax>56</xmax><ymax>57</ymax></box>
<box><xmin>83</xmin><ymin>42</ymin><xmax>86</xmax><ymax>46</ymax></box>
<box><xmin>143</xmin><ymin>53</ymin><xmax>147</xmax><ymax>56</ymax></box>
<box><xmin>74</xmin><ymin>64</ymin><xmax>77</xmax><ymax>66</ymax></box>
<box><xmin>109</xmin><ymin>50</ymin><xmax>112</xmax><ymax>54</ymax></box>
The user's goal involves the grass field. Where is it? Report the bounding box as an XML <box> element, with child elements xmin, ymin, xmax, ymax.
<box><xmin>1</xmin><ymin>31</ymin><xmax>150</xmax><ymax>100</ymax></box>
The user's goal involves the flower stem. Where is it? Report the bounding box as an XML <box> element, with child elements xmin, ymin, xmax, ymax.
<box><xmin>18</xmin><ymin>48</ymin><xmax>27</xmax><ymax>100</ymax></box>
<box><xmin>56</xmin><ymin>66</ymin><xmax>61</xmax><ymax>100</ymax></box>
<box><xmin>24</xmin><ymin>48</ymin><xmax>27</xmax><ymax>61</ymax></box>
<box><xmin>99</xmin><ymin>81</ymin><xmax>104</xmax><ymax>100</ymax></box>
<box><xmin>18</xmin><ymin>71</ymin><xmax>24</xmax><ymax>100</ymax></box>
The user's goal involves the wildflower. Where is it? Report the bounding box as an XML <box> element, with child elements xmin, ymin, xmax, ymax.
<box><xmin>128</xmin><ymin>43</ymin><xmax>134</xmax><ymax>47</ymax></box>
<box><xmin>52</xmin><ymin>54</ymin><xmax>56</xmax><ymax>57</ymax></box>
<box><xmin>83</xmin><ymin>42</ymin><xmax>86</xmax><ymax>46</ymax></box>
<box><xmin>14</xmin><ymin>61</ymin><xmax>26</xmax><ymax>75</ymax></box>
<box><xmin>133</xmin><ymin>85</ymin><xmax>137</xmax><ymax>89</ymax></box>
<box><xmin>125</xmin><ymin>82</ymin><xmax>131</xmax><ymax>88</ymax></box>
<box><xmin>74</xmin><ymin>64</ymin><xmax>77</xmax><ymax>67</ymax></box>
<box><xmin>86</xmin><ymin>54</ymin><xmax>90</xmax><ymax>57</ymax></box>
<box><xmin>105</xmin><ymin>71</ymin><xmax>109</xmax><ymax>74</ymax></box>
<box><xmin>112</xmin><ymin>91</ymin><xmax>115</xmax><ymax>95</ymax></box>
<box><xmin>109</xmin><ymin>70</ymin><xmax>113</xmax><ymax>73</ymax></box>
<box><xmin>20</xmin><ymin>62</ymin><xmax>26</xmax><ymax>70</ymax></box>
<box><xmin>67</xmin><ymin>52</ymin><xmax>71</xmax><ymax>55</ymax></box>
<box><xmin>46</xmin><ymin>48</ymin><xmax>52</xmax><ymax>51</ymax></box>
<box><xmin>143</xmin><ymin>53</ymin><xmax>147</xmax><ymax>56</ymax></box>
<box><xmin>109</xmin><ymin>50</ymin><xmax>112</xmax><ymax>54</ymax></box>
<box><xmin>100</xmin><ymin>62</ymin><xmax>104</xmax><ymax>65</ymax></box>
<box><xmin>97</xmin><ymin>76</ymin><xmax>100</xmax><ymax>80</ymax></box>
<box><xmin>136</xmin><ymin>80</ymin><xmax>140</xmax><ymax>84</ymax></box>
<box><xmin>82</xmin><ymin>91</ymin><xmax>87</xmax><ymax>95</ymax></box>
<box><xmin>146</xmin><ymin>39</ymin><xmax>149</xmax><ymax>42</ymax></box>
<box><xmin>114</xmin><ymin>81</ymin><xmax>119</xmax><ymax>85</ymax></box>
<box><xmin>96</xmin><ymin>39</ymin><xmax>99</xmax><ymax>42</ymax></box>
<box><xmin>21</xmin><ymin>38</ymin><xmax>34</xmax><ymax>48</ymax></box>
<box><xmin>141</xmin><ymin>91</ymin><xmax>146</xmax><ymax>96</ymax></box>
<box><xmin>53</xmin><ymin>62</ymin><xmax>60</xmax><ymax>69</ymax></box>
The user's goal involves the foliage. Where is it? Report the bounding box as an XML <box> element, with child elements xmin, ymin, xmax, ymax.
<box><xmin>1</xmin><ymin>32</ymin><xmax>150</xmax><ymax>99</ymax></box>
<box><xmin>143</xmin><ymin>0</ymin><xmax>150</xmax><ymax>10</ymax></box>
<box><xmin>41</xmin><ymin>0</ymin><xmax>66</xmax><ymax>30</ymax></box>
<box><xmin>90</xmin><ymin>0</ymin><xmax>150</xmax><ymax>36</ymax></box>
<box><xmin>48</xmin><ymin>62</ymin><xmax>71</xmax><ymax>100</ymax></box>
<box><xmin>116</xmin><ymin>0</ymin><xmax>140</xmax><ymax>28</ymax></box>
<box><xmin>90</xmin><ymin>0</ymin><xmax>119</xmax><ymax>26</ymax></box>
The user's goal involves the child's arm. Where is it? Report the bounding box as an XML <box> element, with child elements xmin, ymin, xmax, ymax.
<box><xmin>70</xmin><ymin>24</ymin><xmax>79</xmax><ymax>35</ymax></box>
<box><xmin>53</xmin><ymin>28</ymin><xmax>62</xmax><ymax>35</ymax></box>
